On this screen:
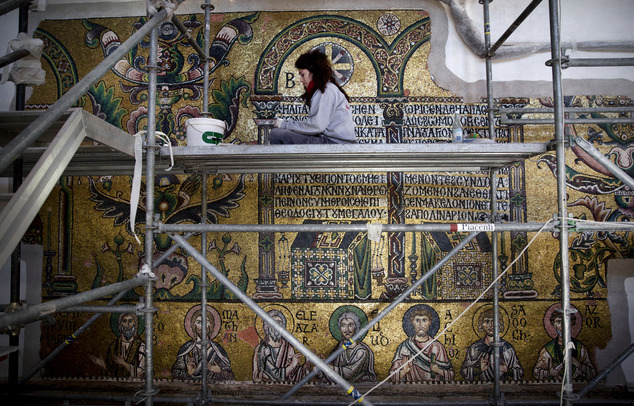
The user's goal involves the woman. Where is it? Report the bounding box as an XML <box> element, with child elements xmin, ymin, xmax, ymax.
<box><xmin>269</xmin><ymin>50</ymin><xmax>357</xmax><ymax>144</ymax></box>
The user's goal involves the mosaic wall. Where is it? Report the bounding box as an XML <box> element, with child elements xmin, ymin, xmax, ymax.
<box><xmin>25</xmin><ymin>10</ymin><xmax>633</xmax><ymax>388</ymax></box>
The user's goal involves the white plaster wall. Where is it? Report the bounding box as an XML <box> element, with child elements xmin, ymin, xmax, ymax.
<box><xmin>456</xmin><ymin>0</ymin><xmax>634</xmax><ymax>83</ymax></box>
<box><xmin>597</xmin><ymin>259</ymin><xmax>634</xmax><ymax>388</ymax></box>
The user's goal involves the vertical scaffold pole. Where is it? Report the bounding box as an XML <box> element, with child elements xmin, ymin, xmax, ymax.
<box><xmin>143</xmin><ymin>16</ymin><xmax>159</xmax><ymax>406</ymax></box>
<box><xmin>201</xmin><ymin>0</ymin><xmax>213</xmax><ymax>117</ymax></box>
<box><xmin>491</xmin><ymin>166</ymin><xmax>502</xmax><ymax>402</ymax></box>
<box><xmin>548</xmin><ymin>0</ymin><xmax>574</xmax><ymax>404</ymax></box>
<box><xmin>200</xmin><ymin>2</ymin><xmax>213</xmax><ymax>399</ymax></box>
<box><xmin>482</xmin><ymin>0</ymin><xmax>496</xmax><ymax>143</ymax></box>
<box><xmin>200</xmin><ymin>171</ymin><xmax>209</xmax><ymax>402</ymax></box>
<box><xmin>482</xmin><ymin>1</ymin><xmax>502</xmax><ymax>401</ymax></box>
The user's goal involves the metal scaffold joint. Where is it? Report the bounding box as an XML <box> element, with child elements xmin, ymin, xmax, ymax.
<box><xmin>545</xmin><ymin>55</ymin><xmax>569</xmax><ymax>67</ymax></box>
<box><xmin>1</xmin><ymin>301</ymin><xmax>27</xmax><ymax>336</ymax></box>
<box><xmin>135</xmin><ymin>300</ymin><xmax>151</xmax><ymax>316</ymax></box>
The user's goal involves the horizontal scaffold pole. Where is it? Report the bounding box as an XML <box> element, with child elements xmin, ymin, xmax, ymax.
<box><xmin>0</xmin><ymin>0</ymin><xmax>186</xmax><ymax>174</ymax></box>
<box><xmin>0</xmin><ymin>276</ymin><xmax>148</xmax><ymax>332</ymax></box>
<box><xmin>566</xmin><ymin>57</ymin><xmax>634</xmax><ymax>67</ymax></box>
<box><xmin>0</xmin><ymin>49</ymin><xmax>29</xmax><ymax>69</ymax></box>
<box><xmin>159</xmin><ymin>222</ymin><xmax>554</xmax><ymax>234</ymax></box>
<box><xmin>502</xmin><ymin>117</ymin><xmax>634</xmax><ymax>125</ymax></box>
<box><xmin>62</xmin><ymin>304</ymin><xmax>138</xmax><ymax>314</ymax></box>
<box><xmin>574</xmin><ymin>221</ymin><xmax>634</xmax><ymax>232</ymax></box>
<box><xmin>500</xmin><ymin>107</ymin><xmax>634</xmax><ymax>114</ymax></box>
<box><xmin>171</xmin><ymin>15</ymin><xmax>207</xmax><ymax>59</ymax></box>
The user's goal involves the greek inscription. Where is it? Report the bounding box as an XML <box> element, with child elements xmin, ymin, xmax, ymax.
<box><xmin>285</xmin><ymin>72</ymin><xmax>296</xmax><ymax>89</ymax></box>
<box><xmin>511</xmin><ymin>305</ymin><xmax>526</xmax><ymax>317</ymax></box>
<box><xmin>402</xmin><ymin>104</ymin><xmax>488</xmax><ymax>116</ymax></box>
<box><xmin>274</xmin><ymin>208</ymin><xmax>387</xmax><ymax>219</ymax></box>
<box><xmin>275</xmin><ymin>173</ymin><xmax>387</xmax><ymax>221</ymax></box>
<box><xmin>296</xmin><ymin>310</ymin><xmax>317</xmax><ymax>321</ymax></box>
<box><xmin>585</xmin><ymin>316</ymin><xmax>602</xmax><ymax>329</ymax></box>
<box><xmin>295</xmin><ymin>323</ymin><xmax>318</xmax><ymax>333</ymax></box>
<box><xmin>222</xmin><ymin>310</ymin><xmax>239</xmax><ymax>320</ymax></box>
<box><xmin>511</xmin><ymin>304</ymin><xmax>528</xmax><ymax>342</ymax></box>
<box><xmin>224</xmin><ymin>320</ymin><xmax>238</xmax><ymax>331</ymax></box>
<box><xmin>354</xmin><ymin>115</ymin><xmax>381</xmax><ymax>126</ymax></box>
<box><xmin>370</xmin><ymin>331</ymin><xmax>390</xmax><ymax>346</ymax></box>
<box><xmin>351</xmin><ymin>104</ymin><xmax>378</xmax><ymax>115</ymax></box>
<box><xmin>278</xmin><ymin>102</ymin><xmax>308</xmax><ymax>115</ymax></box>
<box><xmin>275</xmin><ymin>173</ymin><xmax>387</xmax><ymax>184</ymax></box>
<box><xmin>355</xmin><ymin>126</ymin><xmax>386</xmax><ymax>140</ymax></box>
<box><xmin>584</xmin><ymin>305</ymin><xmax>598</xmax><ymax>315</ymax></box>
<box><xmin>275</xmin><ymin>185</ymin><xmax>387</xmax><ymax>196</ymax></box>
<box><xmin>447</xmin><ymin>347</ymin><xmax>460</xmax><ymax>358</ymax></box>
<box><xmin>404</xmin><ymin>173</ymin><xmax>510</xmax><ymax>221</ymax></box>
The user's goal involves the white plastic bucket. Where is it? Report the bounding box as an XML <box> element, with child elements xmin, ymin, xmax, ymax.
<box><xmin>186</xmin><ymin>118</ymin><xmax>225</xmax><ymax>146</ymax></box>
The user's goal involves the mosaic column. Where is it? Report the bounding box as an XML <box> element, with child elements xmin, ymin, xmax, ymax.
<box><xmin>380</xmin><ymin>99</ymin><xmax>409</xmax><ymax>300</ymax></box>
<box><xmin>500</xmin><ymin>99</ymin><xmax>536</xmax><ymax>299</ymax></box>
<box><xmin>49</xmin><ymin>177</ymin><xmax>77</xmax><ymax>297</ymax></box>
<box><xmin>252</xmin><ymin>96</ymin><xmax>283</xmax><ymax>299</ymax></box>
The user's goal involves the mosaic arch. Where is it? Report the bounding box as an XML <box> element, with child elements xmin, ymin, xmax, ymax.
<box><xmin>254</xmin><ymin>13</ymin><xmax>432</xmax><ymax>97</ymax></box>
<box><xmin>34</xmin><ymin>28</ymin><xmax>80</xmax><ymax>104</ymax></box>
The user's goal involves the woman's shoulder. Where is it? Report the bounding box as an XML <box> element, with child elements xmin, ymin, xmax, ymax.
<box><xmin>321</xmin><ymin>81</ymin><xmax>346</xmax><ymax>98</ymax></box>
<box><xmin>324</xmin><ymin>81</ymin><xmax>339</xmax><ymax>91</ymax></box>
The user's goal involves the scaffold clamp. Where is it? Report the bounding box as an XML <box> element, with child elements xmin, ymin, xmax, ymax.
<box><xmin>347</xmin><ymin>386</ymin><xmax>364</xmax><ymax>402</ymax></box>
<box><xmin>136</xmin><ymin>263</ymin><xmax>156</xmax><ymax>279</ymax></box>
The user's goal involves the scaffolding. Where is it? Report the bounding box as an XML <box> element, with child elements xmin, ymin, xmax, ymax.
<box><xmin>1</xmin><ymin>0</ymin><xmax>633</xmax><ymax>405</ymax></box>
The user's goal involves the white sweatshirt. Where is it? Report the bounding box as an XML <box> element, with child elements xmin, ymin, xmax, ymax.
<box><xmin>281</xmin><ymin>82</ymin><xmax>356</xmax><ymax>143</ymax></box>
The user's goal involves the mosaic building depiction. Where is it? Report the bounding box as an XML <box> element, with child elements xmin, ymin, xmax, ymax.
<box><xmin>14</xmin><ymin>6</ymin><xmax>630</xmax><ymax>391</ymax></box>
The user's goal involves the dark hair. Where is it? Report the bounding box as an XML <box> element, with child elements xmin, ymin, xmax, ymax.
<box><xmin>295</xmin><ymin>49</ymin><xmax>350</xmax><ymax>106</ymax></box>
<box><xmin>550</xmin><ymin>309</ymin><xmax>576</xmax><ymax>326</ymax></box>
<box><xmin>477</xmin><ymin>309</ymin><xmax>504</xmax><ymax>333</ymax></box>
<box><xmin>409</xmin><ymin>307</ymin><xmax>433</xmax><ymax>324</ymax></box>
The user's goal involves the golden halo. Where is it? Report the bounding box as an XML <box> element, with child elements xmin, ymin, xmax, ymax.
<box><xmin>254</xmin><ymin>304</ymin><xmax>295</xmax><ymax>340</ymax></box>
<box><xmin>543</xmin><ymin>303</ymin><xmax>582</xmax><ymax>339</ymax></box>
<box><xmin>471</xmin><ymin>304</ymin><xmax>510</xmax><ymax>339</ymax></box>
<box><xmin>328</xmin><ymin>305</ymin><xmax>369</xmax><ymax>342</ymax></box>
<box><xmin>183</xmin><ymin>304</ymin><xmax>222</xmax><ymax>340</ymax></box>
